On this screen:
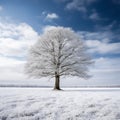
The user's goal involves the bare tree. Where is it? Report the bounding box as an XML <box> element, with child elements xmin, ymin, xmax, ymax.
<box><xmin>25</xmin><ymin>26</ymin><xmax>93</xmax><ymax>90</ymax></box>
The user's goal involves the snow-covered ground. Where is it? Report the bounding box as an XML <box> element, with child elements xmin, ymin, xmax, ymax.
<box><xmin>0</xmin><ymin>88</ymin><xmax>120</xmax><ymax>120</ymax></box>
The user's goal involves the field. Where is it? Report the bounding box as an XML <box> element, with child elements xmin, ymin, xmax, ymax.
<box><xmin>0</xmin><ymin>88</ymin><xmax>120</xmax><ymax>120</ymax></box>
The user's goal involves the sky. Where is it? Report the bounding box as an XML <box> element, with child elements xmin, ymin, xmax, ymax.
<box><xmin>0</xmin><ymin>0</ymin><xmax>120</xmax><ymax>86</ymax></box>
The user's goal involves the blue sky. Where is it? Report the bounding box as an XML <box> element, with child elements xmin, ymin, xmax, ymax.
<box><xmin>0</xmin><ymin>0</ymin><xmax>120</xmax><ymax>86</ymax></box>
<box><xmin>0</xmin><ymin>0</ymin><xmax>120</xmax><ymax>32</ymax></box>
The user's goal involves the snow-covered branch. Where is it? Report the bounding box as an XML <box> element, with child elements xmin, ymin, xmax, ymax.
<box><xmin>25</xmin><ymin>26</ymin><xmax>93</xmax><ymax>89</ymax></box>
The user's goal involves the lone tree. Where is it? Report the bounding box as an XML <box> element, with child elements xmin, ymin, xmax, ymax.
<box><xmin>25</xmin><ymin>27</ymin><xmax>93</xmax><ymax>90</ymax></box>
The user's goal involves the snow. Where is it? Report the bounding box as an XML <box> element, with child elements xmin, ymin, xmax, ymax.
<box><xmin>0</xmin><ymin>88</ymin><xmax>120</xmax><ymax>120</ymax></box>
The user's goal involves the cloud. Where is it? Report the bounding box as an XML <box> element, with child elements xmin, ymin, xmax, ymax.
<box><xmin>46</xmin><ymin>13</ymin><xmax>59</xmax><ymax>20</ymax></box>
<box><xmin>0</xmin><ymin>56</ymin><xmax>24</xmax><ymax>67</ymax></box>
<box><xmin>78</xmin><ymin>31</ymin><xmax>113</xmax><ymax>41</ymax></box>
<box><xmin>66</xmin><ymin>1</ymin><xmax>87</xmax><ymax>12</ymax></box>
<box><xmin>0</xmin><ymin>21</ymin><xmax>39</xmax><ymax>57</ymax></box>
<box><xmin>95</xmin><ymin>21</ymin><xmax>117</xmax><ymax>31</ymax></box>
<box><xmin>88</xmin><ymin>57</ymin><xmax>120</xmax><ymax>85</ymax></box>
<box><xmin>78</xmin><ymin>31</ymin><xmax>120</xmax><ymax>54</ymax></box>
<box><xmin>0</xmin><ymin>6</ymin><xmax>3</xmax><ymax>12</ymax></box>
<box><xmin>93</xmin><ymin>57</ymin><xmax>120</xmax><ymax>71</ymax></box>
<box><xmin>89</xmin><ymin>11</ymin><xmax>101</xmax><ymax>21</ymax></box>
<box><xmin>66</xmin><ymin>0</ymin><xmax>97</xmax><ymax>12</ymax></box>
<box><xmin>42</xmin><ymin>25</ymin><xmax>63</xmax><ymax>33</ymax></box>
<box><xmin>86</xmin><ymin>40</ymin><xmax>120</xmax><ymax>54</ymax></box>
<box><xmin>0</xmin><ymin>20</ymin><xmax>40</xmax><ymax>81</ymax></box>
<box><xmin>0</xmin><ymin>55</ymin><xmax>26</xmax><ymax>81</ymax></box>
<box><xmin>89</xmin><ymin>9</ymin><xmax>108</xmax><ymax>22</ymax></box>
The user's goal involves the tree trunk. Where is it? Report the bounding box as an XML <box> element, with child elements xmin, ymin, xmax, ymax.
<box><xmin>54</xmin><ymin>73</ymin><xmax>61</xmax><ymax>90</ymax></box>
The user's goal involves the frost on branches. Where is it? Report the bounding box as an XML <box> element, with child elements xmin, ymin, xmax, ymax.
<box><xmin>25</xmin><ymin>27</ymin><xmax>93</xmax><ymax>90</ymax></box>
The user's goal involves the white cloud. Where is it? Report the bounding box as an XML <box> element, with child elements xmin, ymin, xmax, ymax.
<box><xmin>95</xmin><ymin>21</ymin><xmax>117</xmax><ymax>31</ymax></box>
<box><xmin>89</xmin><ymin>12</ymin><xmax>101</xmax><ymax>21</ymax></box>
<box><xmin>41</xmin><ymin>11</ymin><xmax>46</xmax><ymax>16</ymax></box>
<box><xmin>0</xmin><ymin>55</ymin><xmax>26</xmax><ymax>81</ymax></box>
<box><xmin>66</xmin><ymin>1</ymin><xmax>87</xmax><ymax>12</ymax></box>
<box><xmin>89</xmin><ymin>10</ymin><xmax>108</xmax><ymax>22</ymax></box>
<box><xmin>0</xmin><ymin>56</ymin><xmax>24</xmax><ymax>67</ymax></box>
<box><xmin>0</xmin><ymin>20</ymin><xmax>40</xmax><ymax>81</ymax></box>
<box><xmin>86</xmin><ymin>40</ymin><xmax>120</xmax><ymax>54</ymax></box>
<box><xmin>88</xmin><ymin>57</ymin><xmax>120</xmax><ymax>85</ymax></box>
<box><xmin>78</xmin><ymin>31</ymin><xmax>113</xmax><ymax>40</ymax></box>
<box><xmin>42</xmin><ymin>25</ymin><xmax>62</xmax><ymax>33</ymax></box>
<box><xmin>0</xmin><ymin>6</ymin><xmax>3</xmax><ymax>11</ymax></box>
<box><xmin>66</xmin><ymin>0</ymin><xmax>97</xmax><ymax>12</ymax></box>
<box><xmin>78</xmin><ymin>31</ymin><xmax>120</xmax><ymax>54</ymax></box>
<box><xmin>0</xmin><ymin>22</ymin><xmax>39</xmax><ymax>57</ymax></box>
<box><xmin>92</xmin><ymin>57</ymin><xmax>120</xmax><ymax>71</ymax></box>
<box><xmin>46</xmin><ymin>13</ymin><xmax>59</xmax><ymax>20</ymax></box>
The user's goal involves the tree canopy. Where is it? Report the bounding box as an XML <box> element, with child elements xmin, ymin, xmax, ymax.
<box><xmin>25</xmin><ymin>26</ymin><xmax>93</xmax><ymax>90</ymax></box>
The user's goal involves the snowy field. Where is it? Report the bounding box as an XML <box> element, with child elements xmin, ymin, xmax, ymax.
<box><xmin>0</xmin><ymin>88</ymin><xmax>120</xmax><ymax>120</ymax></box>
